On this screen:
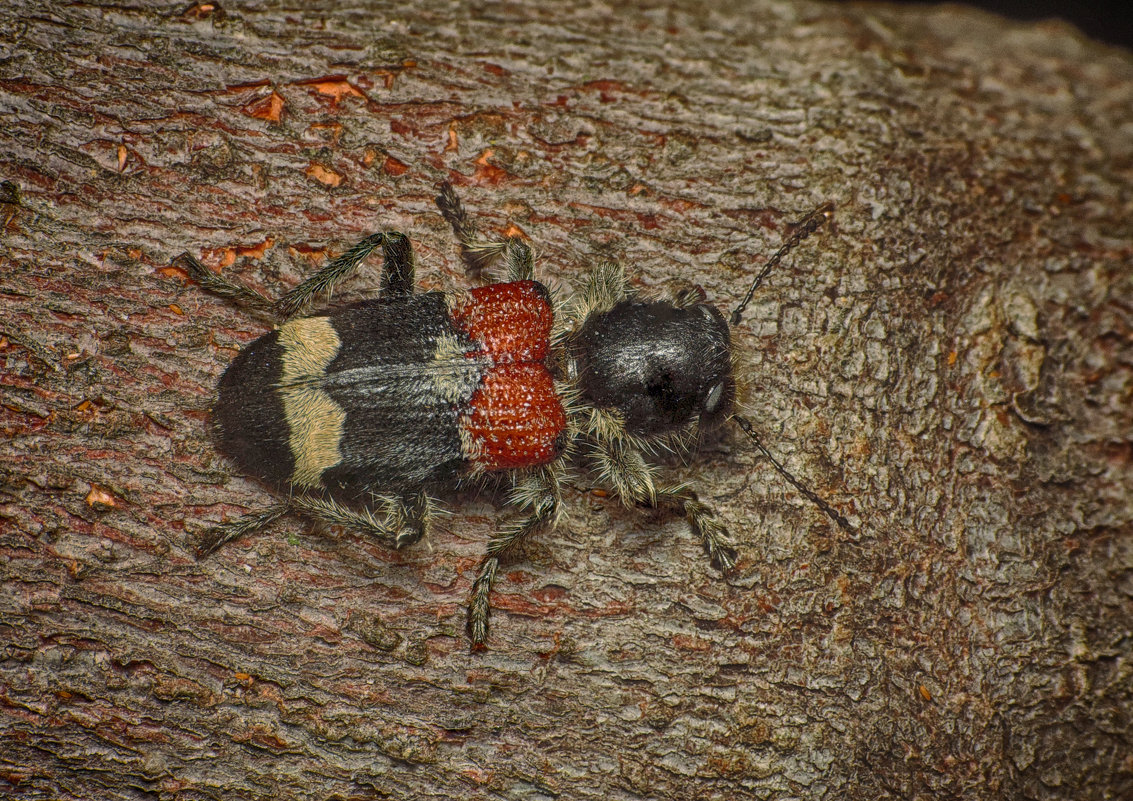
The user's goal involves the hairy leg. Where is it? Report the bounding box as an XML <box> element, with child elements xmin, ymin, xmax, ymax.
<box><xmin>196</xmin><ymin>492</ymin><xmax>432</xmax><ymax>558</ymax></box>
<box><xmin>174</xmin><ymin>231</ymin><xmax>415</xmax><ymax>321</ymax></box>
<box><xmin>589</xmin><ymin>436</ymin><xmax>737</xmax><ymax>570</ymax></box>
<box><xmin>277</xmin><ymin>231</ymin><xmax>414</xmax><ymax>317</ymax></box>
<box><xmin>435</xmin><ymin>181</ymin><xmax>535</xmax><ymax>281</ymax></box>
<box><xmin>468</xmin><ymin>465</ymin><xmax>563</xmax><ymax>645</ymax></box>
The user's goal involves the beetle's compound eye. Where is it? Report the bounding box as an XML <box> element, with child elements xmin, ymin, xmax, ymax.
<box><xmin>704</xmin><ymin>381</ymin><xmax>725</xmax><ymax>414</ymax></box>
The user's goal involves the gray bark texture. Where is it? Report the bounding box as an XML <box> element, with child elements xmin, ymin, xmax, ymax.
<box><xmin>1</xmin><ymin>1</ymin><xmax>1131</xmax><ymax>799</ymax></box>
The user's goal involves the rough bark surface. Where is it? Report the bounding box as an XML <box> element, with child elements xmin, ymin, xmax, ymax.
<box><xmin>1</xmin><ymin>1</ymin><xmax>1131</xmax><ymax>799</ymax></box>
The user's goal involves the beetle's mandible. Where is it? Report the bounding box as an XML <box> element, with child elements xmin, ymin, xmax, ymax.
<box><xmin>175</xmin><ymin>183</ymin><xmax>853</xmax><ymax>645</ymax></box>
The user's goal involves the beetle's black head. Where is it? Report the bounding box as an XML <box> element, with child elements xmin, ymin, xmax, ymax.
<box><xmin>574</xmin><ymin>299</ymin><xmax>734</xmax><ymax>437</ymax></box>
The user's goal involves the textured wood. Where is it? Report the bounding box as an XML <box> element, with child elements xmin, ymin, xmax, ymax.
<box><xmin>1</xmin><ymin>1</ymin><xmax>1131</xmax><ymax>799</ymax></box>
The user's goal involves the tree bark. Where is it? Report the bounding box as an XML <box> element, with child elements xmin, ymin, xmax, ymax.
<box><xmin>2</xmin><ymin>1</ymin><xmax>1130</xmax><ymax>799</ymax></box>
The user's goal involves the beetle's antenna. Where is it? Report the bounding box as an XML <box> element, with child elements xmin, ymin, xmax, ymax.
<box><xmin>732</xmin><ymin>414</ymin><xmax>856</xmax><ymax>534</ymax></box>
<box><xmin>729</xmin><ymin>202</ymin><xmax>835</xmax><ymax>326</ymax></box>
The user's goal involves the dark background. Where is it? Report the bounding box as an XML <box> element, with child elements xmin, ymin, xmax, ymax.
<box><xmin>875</xmin><ymin>0</ymin><xmax>1132</xmax><ymax>49</ymax></box>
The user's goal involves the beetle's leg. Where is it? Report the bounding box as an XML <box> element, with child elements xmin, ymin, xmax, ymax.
<box><xmin>390</xmin><ymin>491</ymin><xmax>433</xmax><ymax>549</ymax></box>
<box><xmin>175</xmin><ymin>232</ymin><xmax>414</xmax><ymax>320</ymax></box>
<box><xmin>195</xmin><ymin>493</ymin><xmax>432</xmax><ymax>558</ymax></box>
<box><xmin>434</xmin><ymin>181</ymin><xmax>479</xmax><ymax>268</ymax></box>
<box><xmin>590</xmin><ymin>435</ymin><xmax>659</xmax><ymax>507</ymax></box>
<box><xmin>377</xmin><ymin>231</ymin><xmax>415</xmax><ymax>299</ymax></box>
<box><xmin>434</xmin><ymin>181</ymin><xmax>534</xmax><ymax>281</ymax></box>
<box><xmin>653</xmin><ymin>485</ymin><xmax>737</xmax><ymax>570</ymax></box>
<box><xmin>468</xmin><ymin>466</ymin><xmax>562</xmax><ymax>645</ymax></box>
<box><xmin>467</xmin><ymin>557</ymin><xmax>498</xmax><ymax>645</ymax></box>
<box><xmin>499</xmin><ymin>238</ymin><xmax>535</xmax><ymax>282</ymax></box>
<box><xmin>195</xmin><ymin>504</ymin><xmax>289</xmax><ymax>558</ymax></box>
<box><xmin>290</xmin><ymin>493</ymin><xmax>432</xmax><ymax>549</ymax></box>
<box><xmin>565</xmin><ymin>261</ymin><xmax>631</xmax><ymax>327</ymax></box>
<box><xmin>590</xmin><ymin>437</ymin><xmax>737</xmax><ymax>571</ymax></box>
<box><xmin>173</xmin><ymin>252</ymin><xmax>275</xmax><ymax>313</ymax></box>
<box><xmin>278</xmin><ymin>232</ymin><xmax>413</xmax><ymax>318</ymax></box>
<box><xmin>671</xmin><ymin>284</ymin><xmax>709</xmax><ymax>309</ymax></box>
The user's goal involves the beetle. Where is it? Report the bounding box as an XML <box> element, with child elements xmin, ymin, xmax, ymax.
<box><xmin>176</xmin><ymin>183</ymin><xmax>853</xmax><ymax>645</ymax></box>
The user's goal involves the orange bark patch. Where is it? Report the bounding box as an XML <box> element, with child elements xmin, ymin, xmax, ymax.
<box><xmin>85</xmin><ymin>484</ymin><xmax>119</xmax><ymax>509</ymax></box>
<box><xmin>236</xmin><ymin>238</ymin><xmax>273</xmax><ymax>260</ymax></box>
<box><xmin>297</xmin><ymin>76</ymin><xmax>366</xmax><ymax>105</ymax></box>
<box><xmin>382</xmin><ymin>155</ymin><xmax>408</xmax><ymax>176</ymax></box>
<box><xmin>181</xmin><ymin>3</ymin><xmax>219</xmax><ymax>19</ymax></box>
<box><xmin>244</xmin><ymin>90</ymin><xmax>284</xmax><ymax>122</ymax></box>
<box><xmin>305</xmin><ymin>163</ymin><xmax>342</xmax><ymax>186</ymax></box>
<box><xmin>473</xmin><ymin>149</ymin><xmax>509</xmax><ymax>185</ymax></box>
